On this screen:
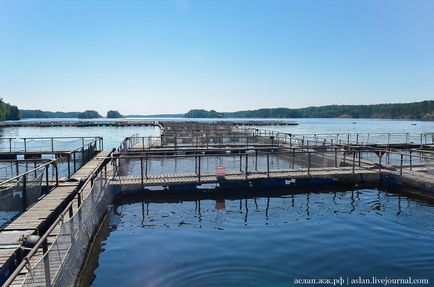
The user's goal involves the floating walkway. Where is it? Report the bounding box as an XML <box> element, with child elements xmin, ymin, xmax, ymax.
<box><xmin>0</xmin><ymin>150</ymin><xmax>111</xmax><ymax>285</ymax></box>
<box><xmin>0</xmin><ymin>119</ymin><xmax>298</xmax><ymax>128</ymax></box>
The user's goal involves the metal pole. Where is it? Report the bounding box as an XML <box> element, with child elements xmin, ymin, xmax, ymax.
<box><xmin>239</xmin><ymin>154</ymin><xmax>242</xmax><ymax>172</ymax></box>
<box><xmin>267</xmin><ymin>153</ymin><xmax>270</xmax><ymax>178</ymax></box>
<box><xmin>22</xmin><ymin>174</ymin><xmax>27</xmax><ymax>211</ymax></box>
<box><xmin>379</xmin><ymin>155</ymin><xmax>382</xmax><ymax>173</ymax></box>
<box><xmin>245</xmin><ymin>153</ymin><xmax>248</xmax><ymax>178</ymax></box>
<box><xmin>54</xmin><ymin>162</ymin><xmax>58</xmax><ymax>186</ymax></box>
<box><xmin>45</xmin><ymin>164</ymin><xmax>49</xmax><ymax>186</ymax></box>
<box><xmin>409</xmin><ymin>151</ymin><xmax>412</xmax><ymax>171</ymax></box>
<box><xmin>104</xmin><ymin>164</ymin><xmax>107</xmax><ymax>184</ymax></box>
<box><xmin>255</xmin><ymin>150</ymin><xmax>258</xmax><ymax>171</ymax></box>
<box><xmin>24</xmin><ymin>138</ymin><xmax>27</xmax><ymax>153</ymax></box>
<box><xmin>352</xmin><ymin>150</ymin><xmax>355</xmax><ymax>174</ymax></box>
<box><xmin>69</xmin><ymin>205</ymin><xmax>73</xmax><ymax>218</ymax></box>
<box><xmin>145</xmin><ymin>157</ymin><xmax>148</xmax><ymax>179</ymax></box>
<box><xmin>67</xmin><ymin>154</ymin><xmax>71</xmax><ymax>177</ymax></box>
<box><xmin>140</xmin><ymin>157</ymin><xmax>144</xmax><ymax>190</ymax></box>
<box><xmin>81</xmin><ymin>146</ymin><xmax>85</xmax><ymax>166</ymax></box>
<box><xmin>400</xmin><ymin>154</ymin><xmax>403</xmax><ymax>176</ymax></box>
<box><xmin>42</xmin><ymin>238</ymin><xmax>51</xmax><ymax>287</ymax></box>
<box><xmin>198</xmin><ymin>155</ymin><xmax>201</xmax><ymax>182</ymax></box>
<box><xmin>334</xmin><ymin>147</ymin><xmax>338</xmax><ymax>168</ymax></box>
<box><xmin>78</xmin><ymin>192</ymin><xmax>82</xmax><ymax>207</ymax></box>
<box><xmin>73</xmin><ymin>151</ymin><xmax>77</xmax><ymax>173</ymax></box>
<box><xmin>308</xmin><ymin>152</ymin><xmax>311</xmax><ymax>175</ymax></box>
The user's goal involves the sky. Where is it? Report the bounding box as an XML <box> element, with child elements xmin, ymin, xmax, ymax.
<box><xmin>0</xmin><ymin>0</ymin><xmax>433</xmax><ymax>115</ymax></box>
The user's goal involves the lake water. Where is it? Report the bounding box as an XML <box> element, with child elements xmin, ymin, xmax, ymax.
<box><xmin>0</xmin><ymin>118</ymin><xmax>432</xmax><ymax>150</ymax></box>
<box><xmin>85</xmin><ymin>188</ymin><xmax>434</xmax><ymax>287</ymax></box>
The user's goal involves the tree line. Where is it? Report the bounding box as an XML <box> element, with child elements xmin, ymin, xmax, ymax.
<box><xmin>0</xmin><ymin>98</ymin><xmax>20</xmax><ymax>121</ymax></box>
<box><xmin>19</xmin><ymin>109</ymin><xmax>123</xmax><ymax>119</ymax></box>
<box><xmin>185</xmin><ymin>101</ymin><xmax>434</xmax><ymax>120</ymax></box>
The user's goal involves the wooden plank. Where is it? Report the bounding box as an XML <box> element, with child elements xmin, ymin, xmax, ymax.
<box><xmin>1</xmin><ymin>150</ymin><xmax>112</xmax><ymax>283</ymax></box>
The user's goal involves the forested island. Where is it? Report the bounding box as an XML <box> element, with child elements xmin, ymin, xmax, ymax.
<box><xmin>0</xmin><ymin>99</ymin><xmax>20</xmax><ymax>121</ymax></box>
<box><xmin>20</xmin><ymin>110</ymin><xmax>80</xmax><ymax>118</ymax></box>
<box><xmin>19</xmin><ymin>109</ymin><xmax>102</xmax><ymax>119</ymax></box>
<box><xmin>78</xmin><ymin>110</ymin><xmax>102</xmax><ymax>119</ymax></box>
<box><xmin>185</xmin><ymin>101</ymin><xmax>434</xmax><ymax>120</ymax></box>
<box><xmin>106</xmin><ymin>110</ymin><xmax>123</xmax><ymax>118</ymax></box>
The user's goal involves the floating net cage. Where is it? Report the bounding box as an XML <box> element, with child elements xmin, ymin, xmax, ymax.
<box><xmin>22</xmin><ymin>172</ymin><xmax>112</xmax><ymax>287</ymax></box>
<box><xmin>0</xmin><ymin>169</ymin><xmax>44</xmax><ymax>216</ymax></box>
<box><xmin>118</xmin><ymin>149</ymin><xmax>347</xmax><ymax>179</ymax></box>
<box><xmin>0</xmin><ymin>138</ymin><xmax>97</xmax><ymax>153</ymax></box>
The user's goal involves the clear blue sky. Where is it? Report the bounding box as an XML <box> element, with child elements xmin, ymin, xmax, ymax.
<box><xmin>0</xmin><ymin>0</ymin><xmax>433</xmax><ymax>115</ymax></box>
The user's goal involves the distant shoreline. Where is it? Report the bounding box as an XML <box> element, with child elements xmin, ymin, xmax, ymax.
<box><xmin>17</xmin><ymin>100</ymin><xmax>434</xmax><ymax>121</ymax></box>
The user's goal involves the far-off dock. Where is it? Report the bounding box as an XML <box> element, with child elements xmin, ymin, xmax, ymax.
<box><xmin>0</xmin><ymin>119</ymin><xmax>299</xmax><ymax>128</ymax></box>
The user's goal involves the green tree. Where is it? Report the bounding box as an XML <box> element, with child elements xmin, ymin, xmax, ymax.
<box><xmin>78</xmin><ymin>110</ymin><xmax>102</xmax><ymax>119</ymax></box>
<box><xmin>0</xmin><ymin>98</ymin><xmax>20</xmax><ymax>121</ymax></box>
<box><xmin>106</xmin><ymin>110</ymin><xmax>123</xmax><ymax>118</ymax></box>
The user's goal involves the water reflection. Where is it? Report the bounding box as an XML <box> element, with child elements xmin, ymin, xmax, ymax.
<box><xmin>215</xmin><ymin>199</ymin><xmax>225</xmax><ymax>210</ymax></box>
<box><xmin>85</xmin><ymin>188</ymin><xmax>434</xmax><ymax>287</ymax></box>
<box><xmin>112</xmin><ymin>188</ymin><xmax>433</xmax><ymax>230</ymax></box>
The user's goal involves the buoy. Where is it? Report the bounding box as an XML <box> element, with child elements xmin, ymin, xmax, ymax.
<box><xmin>23</xmin><ymin>235</ymin><xmax>41</xmax><ymax>248</ymax></box>
<box><xmin>215</xmin><ymin>166</ymin><xmax>225</xmax><ymax>180</ymax></box>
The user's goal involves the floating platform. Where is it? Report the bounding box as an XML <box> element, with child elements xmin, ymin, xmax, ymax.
<box><xmin>0</xmin><ymin>119</ymin><xmax>298</xmax><ymax>128</ymax></box>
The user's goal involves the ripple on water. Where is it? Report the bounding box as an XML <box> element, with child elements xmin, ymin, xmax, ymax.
<box><xmin>89</xmin><ymin>189</ymin><xmax>434</xmax><ymax>286</ymax></box>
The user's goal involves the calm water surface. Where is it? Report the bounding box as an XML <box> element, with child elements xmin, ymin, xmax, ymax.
<box><xmin>1</xmin><ymin>118</ymin><xmax>433</xmax><ymax>149</ymax></box>
<box><xmin>87</xmin><ymin>189</ymin><xmax>434</xmax><ymax>287</ymax></box>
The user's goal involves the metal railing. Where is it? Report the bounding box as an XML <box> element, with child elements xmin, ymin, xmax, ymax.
<box><xmin>240</xmin><ymin>128</ymin><xmax>434</xmax><ymax>147</ymax></box>
<box><xmin>121</xmin><ymin>131</ymin><xmax>434</xmax><ymax>155</ymax></box>
<box><xmin>0</xmin><ymin>136</ymin><xmax>103</xmax><ymax>153</ymax></box>
<box><xmin>0</xmin><ymin>160</ymin><xmax>59</xmax><ymax>212</ymax></box>
<box><xmin>2</xmin><ymin>151</ymin><xmax>113</xmax><ymax>287</ymax></box>
<box><xmin>113</xmin><ymin>145</ymin><xmax>434</xmax><ymax>189</ymax></box>
<box><xmin>0</xmin><ymin>137</ymin><xmax>103</xmax><ymax>214</ymax></box>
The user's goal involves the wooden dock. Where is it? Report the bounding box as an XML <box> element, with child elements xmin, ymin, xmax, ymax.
<box><xmin>0</xmin><ymin>119</ymin><xmax>298</xmax><ymax>129</ymax></box>
<box><xmin>0</xmin><ymin>150</ymin><xmax>111</xmax><ymax>284</ymax></box>
<box><xmin>112</xmin><ymin>167</ymin><xmax>379</xmax><ymax>188</ymax></box>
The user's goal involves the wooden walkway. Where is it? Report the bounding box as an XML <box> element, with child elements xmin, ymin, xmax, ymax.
<box><xmin>0</xmin><ymin>150</ymin><xmax>111</xmax><ymax>284</ymax></box>
<box><xmin>112</xmin><ymin>166</ymin><xmax>379</xmax><ymax>188</ymax></box>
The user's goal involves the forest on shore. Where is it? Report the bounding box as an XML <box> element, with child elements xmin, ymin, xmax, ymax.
<box><xmin>0</xmin><ymin>98</ymin><xmax>20</xmax><ymax>121</ymax></box>
<box><xmin>184</xmin><ymin>101</ymin><xmax>434</xmax><ymax>120</ymax></box>
<box><xmin>2</xmin><ymin>100</ymin><xmax>433</xmax><ymax>121</ymax></box>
